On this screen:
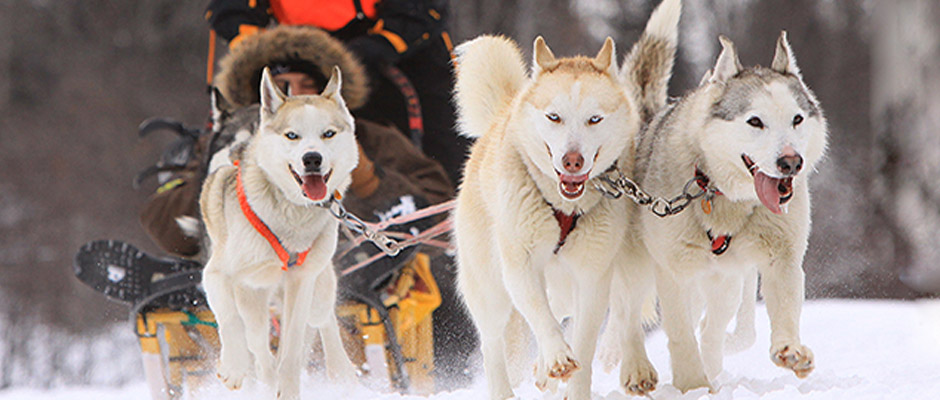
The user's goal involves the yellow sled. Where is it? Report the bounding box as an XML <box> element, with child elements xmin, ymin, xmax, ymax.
<box><xmin>135</xmin><ymin>253</ymin><xmax>441</xmax><ymax>399</ymax></box>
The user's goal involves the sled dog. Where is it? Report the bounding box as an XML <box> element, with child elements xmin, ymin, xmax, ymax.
<box><xmin>451</xmin><ymin>0</ymin><xmax>680</xmax><ymax>398</ymax></box>
<box><xmin>635</xmin><ymin>32</ymin><xmax>827</xmax><ymax>391</ymax></box>
<box><xmin>200</xmin><ymin>66</ymin><xmax>358</xmax><ymax>399</ymax></box>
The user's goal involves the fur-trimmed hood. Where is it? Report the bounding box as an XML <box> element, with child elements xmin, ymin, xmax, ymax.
<box><xmin>214</xmin><ymin>25</ymin><xmax>370</xmax><ymax>110</ymax></box>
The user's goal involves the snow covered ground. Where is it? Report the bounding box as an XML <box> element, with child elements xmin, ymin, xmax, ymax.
<box><xmin>2</xmin><ymin>299</ymin><xmax>939</xmax><ymax>399</ymax></box>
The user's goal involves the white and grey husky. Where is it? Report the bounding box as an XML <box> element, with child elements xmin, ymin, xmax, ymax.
<box><xmin>199</xmin><ymin>66</ymin><xmax>358</xmax><ymax>399</ymax></box>
<box><xmin>633</xmin><ymin>32</ymin><xmax>828</xmax><ymax>391</ymax></box>
<box><xmin>451</xmin><ymin>0</ymin><xmax>680</xmax><ymax>398</ymax></box>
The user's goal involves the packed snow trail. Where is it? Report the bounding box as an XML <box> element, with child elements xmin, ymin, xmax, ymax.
<box><xmin>1</xmin><ymin>300</ymin><xmax>938</xmax><ymax>399</ymax></box>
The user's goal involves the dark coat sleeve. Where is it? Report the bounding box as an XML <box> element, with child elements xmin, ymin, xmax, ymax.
<box><xmin>343</xmin><ymin>119</ymin><xmax>453</xmax><ymax>218</ymax></box>
<box><xmin>206</xmin><ymin>0</ymin><xmax>272</xmax><ymax>42</ymax></box>
<box><xmin>347</xmin><ymin>0</ymin><xmax>447</xmax><ymax>65</ymax></box>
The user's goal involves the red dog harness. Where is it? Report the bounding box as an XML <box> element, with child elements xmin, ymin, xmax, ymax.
<box><xmin>552</xmin><ymin>209</ymin><xmax>580</xmax><ymax>254</ymax></box>
<box><xmin>235</xmin><ymin>161</ymin><xmax>310</xmax><ymax>271</ymax></box>
<box><xmin>695</xmin><ymin>167</ymin><xmax>732</xmax><ymax>256</ymax></box>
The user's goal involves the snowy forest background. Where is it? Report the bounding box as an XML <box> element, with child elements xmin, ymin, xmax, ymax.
<box><xmin>1</xmin><ymin>0</ymin><xmax>938</xmax><ymax>390</ymax></box>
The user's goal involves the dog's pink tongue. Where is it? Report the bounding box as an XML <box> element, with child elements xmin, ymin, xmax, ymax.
<box><xmin>302</xmin><ymin>175</ymin><xmax>327</xmax><ymax>201</ymax></box>
<box><xmin>754</xmin><ymin>171</ymin><xmax>783</xmax><ymax>214</ymax></box>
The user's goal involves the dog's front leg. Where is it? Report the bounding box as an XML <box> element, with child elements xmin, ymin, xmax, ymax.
<box><xmin>203</xmin><ymin>264</ymin><xmax>252</xmax><ymax>391</ymax></box>
<box><xmin>758</xmin><ymin>256</ymin><xmax>814</xmax><ymax>378</ymax></box>
<box><xmin>564</xmin><ymin>266</ymin><xmax>613</xmax><ymax>400</ymax></box>
<box><xmin>614</xmin><ymin>263</ymin><xmax>658</xmax><ymax>396</ymax></box>
<box><xmin>232</xmin><ymin>284</ymin><xmax>277</xmax><ymax>387</ymax></box>
<box><xmin>497</xmin><ymin>239</ymin><xmax>578</xmax><ymax>389</ymax></box>
<box><xmin>653</xmin><ymin>264</ymin><xmax>711</xmax><ymax>392</ymax></box>
<box><xmin>308</xmin><ymin>265</ymin><xmax>357</xmax><ymax>383</ymax></box>
<box><xmin>275</xmin><ymin>267</ymin><xmax>317</xmax><ymax>400</ymax></box>
<box><xmin>276</xmin><ymin>232</ymin><xmax>337</xmax><ymax>400</ymax></box>
<box><xmin>699</xmin><ymin>272</ymin><xmax>744</xmax><ymax>380</ymax></box>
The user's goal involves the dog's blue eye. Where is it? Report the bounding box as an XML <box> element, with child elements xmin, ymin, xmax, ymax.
<box><xmin>546</xmin><ymin>113</ymin><xmax>561</xmax><ymax>123</ymax></box>
<box><xmin>588</xmin><ymin>115</ymin><xmax>603</xmax><ymax>125</ymax></box>
<box><xmin>284</xmin><ymin>131</ymin><xmax>299</xmax><ymax>140</ymax></box>
<box><xmin>747</xmin><ymin>117</ymin><xmax>764</xmax><ymax>129</ymax></box>
<box><xmin>793</xmin><ymin>114</ymin><xmax>803</xmax><ymax>126</ymax></box>
<box><xmin>322</xmin><ymin>129</ymin><xmax>336</xmax><ymax>139</ymax></box>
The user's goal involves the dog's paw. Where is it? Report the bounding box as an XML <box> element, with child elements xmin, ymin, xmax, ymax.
<box><xmin>621</xmin><ymin>358</ymin><xmax>658</xmax><ymax>396</ymax></box>
<box><xmin>276</xmin><ymin>389</ymin><xmax>299</xmax><ymax>400</ymax></box>
<box><xmin>534</xmin><ymin>347</ymin><xmax>580</xmax><ymax>391</ymax></box>
<box><xmin>276</xmin><ymin>378</ymin><xmax>301</xmax><ymax>400</ymax></box>
<box><xmin>326</xmin><ymin>360</ymin><xmax>359</xmax><ymax>384</ymax></box>
<box><xmin>533</xmin><ymin>361</ymin><xmax>559</xmax><ymax>393</ymax></box>
<box><xmin>771</xmin><ymin>343</ymin><xmax>814</xmax><ymax>378</ymax></box>
<box><xmin>255</xmin><ymin>356</ymin><xmax>277</xmax><ymax>387</ymax></box>
<box><xmin>671</xmin><ymin>368</ymin><xmax>712</xmax><ymax>394</ymax></box>
<box><xmin>216</xmin><ymin>362</ymin><xmax>249</xmax><ymax>391</ymax></box>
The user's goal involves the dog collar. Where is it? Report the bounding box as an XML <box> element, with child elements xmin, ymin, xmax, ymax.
<box><xmin>696</xmin><ymin>168</ymin><xmax>733</xmax><ymax>255</ymax></box>
<box><xmin>234</xmin><ymin>160</ymin><xmax>310</xmax><ymax>271</ymax></box>
<box><xmin>694</xmin><ymin>166</ymin><xmax>723</xmax><ymax>214</ymax></box>
<box><xmin>552</xmin><ymin>208</ymin><xmax>580</xmax><ymax>254</ymax></box>
<box><xmin>706</xmin><ymin>229</ymin><xmax>732</xmax><ymax>256</ymax></box>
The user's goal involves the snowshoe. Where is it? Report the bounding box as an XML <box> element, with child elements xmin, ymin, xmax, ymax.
<box><xmin>73</xmin><ymin>239</ymin><xmax>205</xmax><ymax>312</ymax></box>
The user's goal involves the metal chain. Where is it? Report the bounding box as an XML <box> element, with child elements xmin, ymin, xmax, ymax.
<box><xmin>319</xmin><ymin>197</ymin><xmax>402</xmax><ymax>256</ymax></box>
<box><xmin>593</xmin><ymin>167</ymin><xmax>717</xmax><ymax>217</ymax></box>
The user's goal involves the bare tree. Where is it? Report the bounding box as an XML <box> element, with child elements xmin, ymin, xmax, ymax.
<box><xmin>872</xmin><ymin>0</ymin><xmax>940</xmax><ymax>293</ymax></box>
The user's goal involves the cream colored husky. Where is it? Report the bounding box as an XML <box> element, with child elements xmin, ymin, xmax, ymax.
<box><xmin>451</xmin><ymin>1</ymin><xmax>680</xmax><ymax>398</ymax></box>
<box><xmin>200</xmin><ymin>66</ymin><xmax>358</xmax><ymax>400</ymax></box>
<box><xmin>634</xmin><ymin>32</ymin><xmax>827</xmax><ymax>391</ymax></box>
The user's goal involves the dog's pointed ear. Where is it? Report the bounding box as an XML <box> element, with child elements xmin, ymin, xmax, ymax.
<box><xmin>321</xmin><ymin>66</ymin><xmax>346</xmax><ymax>106</ymax></box>
<box><xmin>709</xmin><ymin>35</ymin><xmax>742</xmax><ymax>84</ymax></box>
<box><xmin>592</xmin><ymin>37</ymin><xmax>617</xmax><ymax>75</ymax></box>
<box><xmin>260</xmin><ymin>67</ymin><xmax>287</xmax><ymax>118</ymax></box>
<box><xmin>698</xmin><ymin>69</ymin><xmax>713</xmax><ymax>87</ymax></box>
<box><xmin>210</xmin><ymin>87</ymin><xmax>231</xmax><ymax>127</ymax></box>
<box><xmin>533</xmin><ymin>36</ymin><xmax>559</xmax><ymax>74</ymax></box>
<box><xmin>771</xmin><ymin>30</ymin><xmax>802</xmax><ymax>78</ymax></box>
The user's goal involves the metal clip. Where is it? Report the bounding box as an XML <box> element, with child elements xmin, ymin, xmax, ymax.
<box><xmin>594</xmin><ymin>174</ymin><xmax>624</xmax><ymax>199</ymax></box>
<box><xmin>321</xmin><ymin>196</ymin><xmax>402</xmax><ymax>257</ymax></box>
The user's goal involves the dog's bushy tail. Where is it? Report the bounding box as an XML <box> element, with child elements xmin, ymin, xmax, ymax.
<box><xmin>453</xmin><ymin>35</ymin><xmax>527</xmax><ymax>139</ymax></box>
<box><xmin>622</xmin><ymin>0</ymin><xmax>681</xmax><ymax>123</ymax></box>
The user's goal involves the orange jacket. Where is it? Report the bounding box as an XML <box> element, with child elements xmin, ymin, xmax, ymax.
<box><xmin>269</xmin><ymin>0</ymin><xmax>378</xmax><ymax>31</ymax></box>
<box><xmin>206</xmin><ymin>0</ymin><xmax>449</xmax><ymax>64</ymax></box>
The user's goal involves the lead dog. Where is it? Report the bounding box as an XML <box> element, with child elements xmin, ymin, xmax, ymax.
<box><xmin>634</xmin><ymin>32</ymin><xmax>827</xmax><ymax>391</ymax></box>
<box><xmin>200</xmin><ymin>66</ymin><xmax>358</xmax><ymax>399</ymax></box>
<box><xmin>451</xmin><ymin>1</ymin><xmax>680</xmax><ymax>398</ymax></box>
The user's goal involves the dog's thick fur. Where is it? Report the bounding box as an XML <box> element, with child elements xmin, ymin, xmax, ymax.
<box><xmin>634</xmin><ymin>32</ymin><xmax>828</xmax><ymax>391</ymax></box>
<box><xmin>200</xmin><ymin>67</ymin><xmax>358</xmax><ymax>399</ymax></box>
<box><xmin>452</xmin><ymin>1</ymin><xmax>680</xmax><ymax>398</ymax></box>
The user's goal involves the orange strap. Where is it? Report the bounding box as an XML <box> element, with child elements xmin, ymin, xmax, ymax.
<box><xmin>369</xmin><ymin>19</ymin><xmax>408</xmax><ymax>53</ymax></box>
<box><xmin>206</xmin><ymin>30</ymin><xmax>216</xmax><ymax>88</ymax></box>
<box><xmin>235</xmin><ymin>161</ymin><xmax>310</xmax><ymax>271</ymax></box>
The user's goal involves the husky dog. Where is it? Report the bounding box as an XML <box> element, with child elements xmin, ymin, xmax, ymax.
<box><xmin>451</xmin><ymin>1</ymin><xmax>680</xmax><ymax>398</ymax></box>
<box><xmin>634</xmin><ymin>32</ymin><xmax>827</xmax><ymax>391</ymax></box>
<box><xmin>200</xmin><ymin>66</ymin><xmax>358</xmax><ymax>399</ymax></box>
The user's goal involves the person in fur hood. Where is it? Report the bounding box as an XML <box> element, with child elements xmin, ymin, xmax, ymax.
<box><xmin>214</xmin><ymin>25</ymin><xmax>453</xmax><ymax>217</ymax></box>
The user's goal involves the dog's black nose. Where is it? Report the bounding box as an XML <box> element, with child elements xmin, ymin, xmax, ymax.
<box><xmin>776</xmin><ymin>154</ymin><xmax>803</xmax><ymax>176</ymax></box>
<box><xmin>302</xmin><ymin>152</ymin><xmax>322</xmax><ymax>172</ymax></box>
